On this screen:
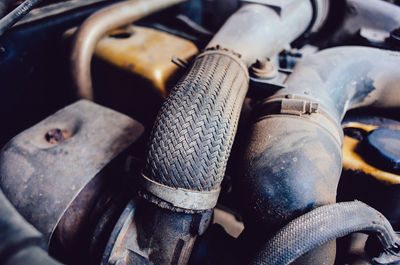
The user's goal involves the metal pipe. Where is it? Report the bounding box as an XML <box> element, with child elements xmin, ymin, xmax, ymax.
<box><xmin>207</xmin><ymin>0</ymin><xmax>313</xmax><ymax>66</ymax></box>
<box><xmin>0</xmin><ymin>0</ymin><xmax>42</xmax><ymax>37</ymax></box>
<box><xmin>70</xmin><ymin>0</ymin><xmax>186</xmax><ymax>100</ymax></box>
<box><xmin>238</xmin><ymin>46</ymin><xmax>400</xmax><ymax>264</ymax></box>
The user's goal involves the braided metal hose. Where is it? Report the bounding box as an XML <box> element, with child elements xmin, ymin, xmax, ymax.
<box><xmin>135</xmin><ymin>2</ymin><xmax>316</xmax><ymax>262</ymax></box>
<box><xmin>250</xmin><ymin>201</ymin><xmax>400</xmax><ymax>265</ymax></box>
<box><xmin>140</xmin><ymin>1</ymin><xmax>315</xmax><ymax>213</ymax></box>
<box><xmin>141</xmin><ymin>49</ymin><xmax>249</xmax><ymax>211</ymax></box>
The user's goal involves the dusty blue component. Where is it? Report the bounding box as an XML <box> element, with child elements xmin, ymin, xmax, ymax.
<box><xmin>367</xmin><ymin>128</ymin><xmax>400</xmax><ymax>174</ymax></box>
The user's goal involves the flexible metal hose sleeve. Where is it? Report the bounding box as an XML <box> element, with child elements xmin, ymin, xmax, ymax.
<box><xmin>70</xmin><ymin>0</ymin><xmax>185</xmax><ymax>100</ymax></box>
<box><xmin>250</xmin><ymin>201</ymin><xmax>400</xmax><ymax>265</ymax></box>
<box><xmin>144</xmin><ymin>51</ymin><xmax>248</xmax><ymax>194</ymax></box>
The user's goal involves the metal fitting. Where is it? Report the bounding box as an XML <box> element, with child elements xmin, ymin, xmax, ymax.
<box><xmin>250</xmin><ymin>58</ymin><xmax>278</xmax><ymax>79</ymax></box>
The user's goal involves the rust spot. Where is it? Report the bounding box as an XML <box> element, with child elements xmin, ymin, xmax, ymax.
<box><xmin>45</xmin><ymin>128</ymin><xmax>70</xmax><ymax>145</ymax></box>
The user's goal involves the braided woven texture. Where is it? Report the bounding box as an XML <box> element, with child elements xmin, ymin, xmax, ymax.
<box><xmin>250</xmin><ymin>201</ymin><xmax>399</xmax><ymax>265</ymax></box>
<box><xmin>144</xmin><ymin>52</ymin><xmax>248</xmax><ymax>192</ymax></box>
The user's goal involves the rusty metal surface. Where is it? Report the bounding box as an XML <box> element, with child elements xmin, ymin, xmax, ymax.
<box><xmin>70</xmin><ymin>0</ymin><xmax>186</xmax><ymax>100</ymax></box>
<box><xmin>101</xmin><ymin>200</ymin><xmax>211</xmax><ymax>265</ymax></box>
<box><xmin>0</xmin><ymin>100</ymin><xmax>144</xmax><ymax>241</ymax></box>
<box><xmin>94</xmin><ymin>25</ymin><xmax>198</xmax><ymax>98</ymax></box>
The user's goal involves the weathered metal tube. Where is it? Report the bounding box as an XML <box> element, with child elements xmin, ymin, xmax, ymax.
<box><xmin>70</xmin><ymin>0</ymin><xmax>186</xmax><ymax>100</ymax></box>
<box><xmin>207</xmin><ymin>1</ymin><xmax>313</xmax><ymax>66</ymax></box>
<box><xmin>239</xmin><ymin>46</ymin><xmax>400</xmax><ymax>264</ymax></box>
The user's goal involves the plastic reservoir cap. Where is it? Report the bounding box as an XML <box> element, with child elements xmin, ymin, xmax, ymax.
<box><xmin>367</xmin><ymin>128</ymin><xmax>400</xmax><ymax>174</ymax></box>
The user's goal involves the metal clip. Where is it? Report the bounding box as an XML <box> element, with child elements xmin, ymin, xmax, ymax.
<box><xmin>171</xmin><ymin>56</ymin><xmax>188</xmax><ymax>69</ymax></box>
<box><xmin>280</xmin><ymin>96</ymin><xmax>319</xmax><ymax>116</ymax></box>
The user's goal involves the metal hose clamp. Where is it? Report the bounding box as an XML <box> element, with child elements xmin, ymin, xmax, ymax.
<box><xmin>140</xmin><ymin>173</ymin><xmax>221</xmax><ymax>211</ymax></box>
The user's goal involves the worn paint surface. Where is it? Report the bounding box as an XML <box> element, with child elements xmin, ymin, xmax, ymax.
<box><xmin>94</xmin><ymin>25</ymin><xmax>198</xmax><ymax>98</ymax></box>
<box><xmin>0</xmin><ymin>100</ymin><xmax>144</xmax><ymax>241</ymax></box>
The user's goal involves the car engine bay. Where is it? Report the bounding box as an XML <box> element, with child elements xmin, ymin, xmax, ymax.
<box><xmin>0</xmin><ymin>0</ymin><xmax>400</xmax><ymax>264</ymax></box>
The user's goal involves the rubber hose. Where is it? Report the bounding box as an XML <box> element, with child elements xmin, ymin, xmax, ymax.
<box><xmin>250</xmin><ymin>201</ymin><xmax>400</xmax><ymax>265</ymax></box>
<box><xmin>143</xmin><ymin>49</ymin><xmax>248</xmax><ymax>209</ymax></box>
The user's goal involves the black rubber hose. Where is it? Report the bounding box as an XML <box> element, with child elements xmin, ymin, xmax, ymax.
<box><xmin>250</xmin><ymin>201</ymin><xmax>400</xmax><ymax>265</ymax></box>
<box><xmin>0</xmin><ymin>188</ymin><xmax>61</xmax><ymax>265</ymax></box>
<box><xmin>143</xmin><ymin>48</ymin><xmax>248</xmax><ymax>209</ymax></box>
<box><xmin>0</xmin><ymin>0</ymin><xmax>42</xmax><ymax>37</ymax></box>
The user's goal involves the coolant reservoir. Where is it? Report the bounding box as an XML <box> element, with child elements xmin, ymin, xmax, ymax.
<box><xmin>94</xmin><ymin>25</ymin><xmax>198</xmax><ymax>98</ymax></box>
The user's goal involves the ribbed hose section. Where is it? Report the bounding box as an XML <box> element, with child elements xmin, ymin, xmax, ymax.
<box><xmin>250</xmin><ymin>201</ymin><xmax>400</xmax><ymax>265</ymax></box>
<box><xmin>143</xmin><ymin>50</ymin><xmax>248</xmax><ymax>210</ymax></box>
